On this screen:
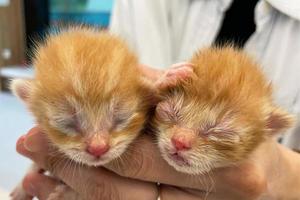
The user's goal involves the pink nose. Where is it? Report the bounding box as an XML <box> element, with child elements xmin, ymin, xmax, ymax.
<box><xmin>87</xmin><ymin>144</ymin><xmax>110</xmax><ymax>157</ymax></box>
<box><xmin>171</xmin><ymin>136</ymin><xmax>191</xmax><ymax>151</ymax></box>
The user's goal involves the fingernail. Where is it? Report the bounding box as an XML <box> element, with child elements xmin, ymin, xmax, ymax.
<box><xmin>16</xmin><ymin>135</ymin><xmax>31</xmax><ymax>156</ymax></box>
<box><xmin>24</xmin><ymin>130</ymin><xmax>44</xmax><ymax>152</ymax></box>
<box><xmin>17</xmin><ymin>135</ymin><xmax>26</xmax><ymax>145</ymax></box>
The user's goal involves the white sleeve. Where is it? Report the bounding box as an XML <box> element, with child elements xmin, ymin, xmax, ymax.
<box><xmin>246</xmin><ymin>0</ymin><xmax>300</xmax><ymax>150</ymax></box>
<box><xmin>108</xmin><ymin>0</ymin><xmax>173</xmax><ymax>68</ymax></box>
<box><xmin>108</xmin><ymin>0</ymin><xmax>232</xmax><ymax>68</ymax></box>
<box><xmin>109</xmin><ymin>0</ymin><xmax>137</xmax><ymax>52</ymax></box>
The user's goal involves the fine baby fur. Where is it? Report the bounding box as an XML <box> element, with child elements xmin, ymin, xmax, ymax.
<box><xmin>155</xmin><ymin>46</ymin><xmax>294</xmax><ymax>175</ymax></box>
<box><xmin>10</xmin><ymin>27</ymin><xmax>155</xmax><ymax>200</ymax></box>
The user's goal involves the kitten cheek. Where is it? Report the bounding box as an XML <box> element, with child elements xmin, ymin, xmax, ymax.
<box><xmin>112</xmin><ymin>134</ymin><xmax>133</xmax><ymax>146</ymax></box>
<box><xmin>47</xmin><ymin>129</ymin><xmax>83</xmax><ymax>149</ymax></box>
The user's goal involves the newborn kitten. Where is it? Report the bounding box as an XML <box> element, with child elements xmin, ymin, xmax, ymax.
<box><xmin>10</xmin><ymin>27</ymin><xmax>154</xmax><ymax>199</ymax></box>
<box><xmin>155</xmin><ymin>47</ymin><xmax>294</xmax><ymax>174</ymax></box>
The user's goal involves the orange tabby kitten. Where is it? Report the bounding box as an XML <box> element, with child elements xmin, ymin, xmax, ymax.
<box><xmin>12</xmin><ymin>27</ymin><xmax>154</xmax><ymax>165</ymax></box>
<box><xmin>155</xmin><ymin>47</ymin><xmax>294</xmax><ymax>174</ymax></box>
<box><xmin>11</xmin><ymin>27</ymin><xmax>156</xmax><ymax>200</ymax></box>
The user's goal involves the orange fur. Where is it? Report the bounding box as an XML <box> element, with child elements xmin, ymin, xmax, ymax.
<box><xmin>12</xmin><ymin>27</ymin><xmax>153</xmax><ymax>166</ymax></box>
<box><xmin>155</xmin><ymin>46</ymin><xmax>294</xmax><ymax>174</ymax></box>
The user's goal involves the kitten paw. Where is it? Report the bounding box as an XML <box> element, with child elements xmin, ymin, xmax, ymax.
<box><xmin>156</xmin><ymin>62</ymin><xmax>195</xmax><ymax>89</ymax></box>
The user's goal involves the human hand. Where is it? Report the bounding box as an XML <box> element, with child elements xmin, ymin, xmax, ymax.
<box><xmin>138</xmin><ymin>62</ymin><xmax>194</xmax><ymax>84</ymax></box>
<box><xmin>16</xmin><ymin>127</ymin><xmax>158</xmax><ymax>200</ymax></box>
<box><xmin>15</xmin><ymin>63</ymin><xmax>300</xmax><ymax>200</ymax></box>
<box><xmin>17</xmin><ymin>126</ymin><xmax>300</xmax><ymax>200</ymax></box>
<box><xmin>12</xmin><ymin>63</ymin><xmax>192</xmax><ymax>200</ymax></box>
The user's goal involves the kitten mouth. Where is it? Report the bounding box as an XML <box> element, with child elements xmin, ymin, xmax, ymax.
<box><xmin>83</xmin><ymin>154</ymin><xmax>111</xmax><ymax>166</ymax></box>
<box><xmin>168</xmin><ymin>152</ymin><xmax>190</xmax><ymax>166</ymax></box>
<box><xmin>91</xmin><ymin>156</ymin><xmax>103</xmax><ymax>160</ymax></box>
<box><xmin>88</xmin><ymin>152</ymin><xmax>110</xmax><ymax>161</ymax></box>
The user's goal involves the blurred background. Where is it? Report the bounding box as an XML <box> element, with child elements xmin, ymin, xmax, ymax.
<box><xmin>0</xmin><ymin>0</ymin><xmax>114</xmax><ymax>197</ymax></box>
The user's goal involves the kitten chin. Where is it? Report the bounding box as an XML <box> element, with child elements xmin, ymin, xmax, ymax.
<box><xmin>154</xmin><ymin>46</ymin><xmax>294</xmax><ymax>175</ymax></box>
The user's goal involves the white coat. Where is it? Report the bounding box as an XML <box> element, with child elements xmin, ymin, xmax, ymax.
<box><xmin>109</xmin><ymin>0</ymin><xmax>300</xmax><ymax>150</ymax></box>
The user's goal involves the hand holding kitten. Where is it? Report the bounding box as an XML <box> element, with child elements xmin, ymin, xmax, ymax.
<box><xmin>11</xmin><ymin>36</ymin><xmax>300</xmax><ymax>200</ymax></box>
<box><xmin>14</xmin><ymin>61</ymin><xmax>300</xmax><ymax>200</ymax></box>
<box><xmin>16</xmin><ymin>126</ymin><xmax>300</xmax><ymax>200</ymax></box>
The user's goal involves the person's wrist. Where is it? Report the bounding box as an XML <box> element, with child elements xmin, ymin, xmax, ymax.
<box><xmin>264</xmin><ymin>141</ymin><xmax>300</xmax><ymax>199</ymax></box>
<box><xmin>278</xmin><ymin>144</ymin><xmax>300</xmax><ymax>198</ymax></box>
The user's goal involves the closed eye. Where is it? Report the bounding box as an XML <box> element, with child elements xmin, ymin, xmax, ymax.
<box><xmin>111</xmin><ymin>112</ymin><xmax>135</xmax><ymax>131</ymax></box>
<box><xmin>65</xmin><ymin>116</ymin><xmax>82</xmax><ymax>133</ymax></box>
<box><xmin>156</xmin><ymin>102</ymin><xmax>179</xmax><ymax>122</ymax></box>
<box><xmin>50</xmin><ymin>114</ymin><xmax>81</xmax><ymax>135</ymax></box>
<box><xmin>114</xmin><ymin>116</ymin><xmax>128</xmax><ymax>125</ymax></box>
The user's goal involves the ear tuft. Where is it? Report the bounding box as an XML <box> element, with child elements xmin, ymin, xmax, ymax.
<box><xmin>266</xmin><ymin>107</ymin><xmax>295</xmax><ymax>135</ymax></box>
<box><xmin>10</xmin><ymin>79</ymin><xmax>34</xmax><ymax>102</ymax></box>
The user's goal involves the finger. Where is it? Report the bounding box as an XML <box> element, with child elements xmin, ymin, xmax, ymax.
<box><xmin>170</xmin><ymin>62</ymin><xmax>195</xmax><ymax>69</ymax></box>
<box><xmin>23</xmin><ymin>172</ymin><xmax>60</xmax><ymax>200</ymax></box>
<box><xmin>17</xmin><ymin>127</ymin><xmax>253</xmax><ymax>195</ymax></box>
<box><xmin>138</xmin><ymin>64</ymin><xmax>164</xmax><ymax>81</ymax></box>
<box><xmin>106</xmin><ymin>134</ymin><xmax>214</xmax><ymax>190</ymax></box>
<box><xmin>159</xmin><ymin>185</ymin><xmax>241</xmax><ymax>200</ymax></box>
<box><xmin>23</xmin><ymin>172</ymin><xmax>82</xmax><ymax>200</ymax></box>
<box><xmin>160</xmin><ymin>185</ymin><xmax>207</xmax><ymax>200</ymax></box>
<box><xmin>155</xmin><ymin>65</ymin><xmax>194</xmax><ymax>90</ymax></box>
<box><xmin>10</xmin><ymin>183</ymin><xmax>33</xmax><ymax>200</ymax></box>
<box><xmin>17</xmin><ymin>128</ymin><xmax>158</xmax><ymax>200</ymax></box>
<box><xmin>106</xmin><ymin>134</ymin><xmax>267</xmax><ymax>195</ymax></box>
<box><xmin>15</xmin><ymin>127</ymin><xmax>235</xmax><ymax>192</ymax></box>
<box><xmin>51</xmin><ymin>163</ymin><xmax>158</xmax><ymax>200</ymax></box>
<box><xmin>17</xmin><ymin>128</ymin><xmax>267</xmax><ymax>198</ymax></box>
<box><xmin>16</xmin><ymin>127</ymin><xmax>50</xmax><ymax>168</ymax></box>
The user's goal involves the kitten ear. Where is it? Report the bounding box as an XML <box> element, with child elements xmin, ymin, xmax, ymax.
<box><xmin>10</xmin><ymin>79</ymin><xmax>34</xmax><ymax>103</ymax></box>
<box><xmin>266</xmin><ymin>107</ymin><xmax>295</xmax><ymax>135</ymax></box>
<box><xmin>155</xmin><ymin>62</ymin><xmax>195</xmax><ymax>90</ymax></box>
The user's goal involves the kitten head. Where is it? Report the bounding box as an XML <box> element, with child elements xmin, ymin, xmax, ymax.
<box><xmin>12</xmin><ymin>28</ymin><xmax>151</xmax><ymax>166</ymax></box>
<box><xmin>155</xmin><ymin>47</ymin><xmax>294</xmax><ymax>174</ymax></box>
